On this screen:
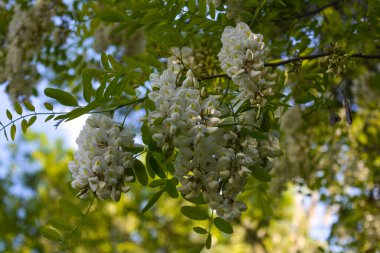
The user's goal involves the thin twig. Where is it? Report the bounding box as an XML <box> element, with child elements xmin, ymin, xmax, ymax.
<box><xmin>200</xmin><ymin>52</ymin><xmax>380</xmax><ymax>80</ymax></box>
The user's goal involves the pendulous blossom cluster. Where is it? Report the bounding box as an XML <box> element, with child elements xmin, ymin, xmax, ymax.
<box><xmin>1</xmin><ymin>1</ymin><xmax>53</xmax><ymax>102</ymax></box>
<box><xmin>147</xmin><ymin>65</ymin><xmax>282</xmax><ymax>219</ymax></box>
<box><xmin>69</xmin><ymin>114</ymin><xmax>136</xmax><ymax>201</ymax></box>
<box><xmin>218</xmin><ymin>22</ymin><xmax>277</xmax><ymax>105</ymax></box>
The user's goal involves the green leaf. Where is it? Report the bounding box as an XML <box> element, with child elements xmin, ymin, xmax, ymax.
<box><xmin>183</xmin><ymin>194</ymin><xmax>208</xmax><ymax>204</ymax></box>
<box><xmin>199</xmin><ymin>0</ymin><xmax>207</xmax><ymax>16</ymax></box>
<box><xmin>14</xmin><ymin>102</ymin><xmax>23</xmax><ymax>115</ymax></box>
<box><xmin>188</xmin><ymin>0</ymin><xmax>196</xmax><ymax>12</ymax></box>
<box><xmin>249</xmin><ymin>166</ymin><xmax>271</xmax><ymax>182</ymax></box>
<box><xmin>24</xmin><ymin>100</ymin><xmax>35</xmax><ymax>111</ymax></box>
<box><xmin>275</xmin><ymin>0</ymin><xmax>287</xmax><ymax>7</ymax></box>
<box><xmin>148</xmin><ymin>155</ymin><xmax>166</xmax><ymax>179</ymax></box>
<box><xmin>10</xmin><ymin>124</ymin><xmax>16</xmax><ymax>140</ymax></box>
<box><xmin>108</xmin><ymin>55</ymin><xmax>123</xmax><ymax>72</ymax></box>
<box><xmin>148</xmin><ymin>179</ymin><xmax>166</xmax><ymax>187</ymax></box>
<box><xmin>166</xmin><ymin>178</ymin><xmax>179</xmax><ymax>198</ymax></box>
<box><xmin>49</xmin><ymin>217</ymin><xmax>72</xmax><ymax>231</ymax></box>
<box><xmin>104</xmin><ymin>76</ymin><xmax>120</xmax><ymax>98</ymax></box>
<box><xmin>44</xmin><ymin>102</ymin><xmax>54</xmax><ymax>111</ymax></box>
<box><xmin>240</xmin><ymin>127</ymin><xmax>268</xmax><ymax>140</ymax></box>
<box><xmin>40</xmin><ymin>227</ymin><xmax>63</xmax><ymax>241</ymax></box>
<box><xmin>244</xmin><ymin>0</ymin><xmax>259</xmax><ymax>7</ymax></box>
<box><xmin>82</xmin><ymin>72</ymin><xmax>92</xmax><ymax>103</ymax></box>
<box><xmin>193</xmin><ymin>226</ymin><xmax>208</xmax><ymax>234</ymax></box>
<box><xmin>133</xmin><ymin>159</ymin><xmax>149</xmax><ymax>186</ymax></box>
<box><xmin>6</xmin><ymin>110</ymin><xmax>12</xmax><ymax>120</ymax></box>
<box><xmin>44</xmin><ymin>88</ymin><xmax>78</xmax><ymax>107</ymax></box>
<box><xmin>59</xmin><ymin>199</ymin><xmax>83</xmax><ymax>217</ymax></box>
<box><xmin>214</xmin><ymin>217</ymin><xmax>233</xmax><ymax>234</ymax></box>
<box><xmin>101</xmin><ymin>52</ymin><xmax>110</xmax><ymax>70</ymax></box>
<box><xmin>21</xmin><ymin>119</ymin><xmax>27</xmax><ymax>134</ymax></box>
<box><xmin>180</xmin><ymin>206</ymin><xmax>209</xmax><ymax>220</ymax></box>
<box><xmin>205</xmin><ymin>233</ymin><xmax>212</xmax><ymax>249</ymax></box>
<box><xmin>142</xmin><ymin>189</ymin><xmax>164</xmax><ymax>213</ymax></box>
<box><xmin>141</xmin><ymin>9</ymin><xmax>162</xmax><ymax>24</ymax></box>
<box><xmin>98</xmin><ymin>10</ymin><xmax>127</xmax><ymax>22</ymax></box>
<box><xmin>45</xmin><ymin>115</ymin><xmax>54</xmax><ymax>122</ymax></box>
<box><xmin>28</xmin><ymin>116</ymin><xmax>37</xmax><ymax>127</ymax></box>
<box><xmin>209</xmin><ymin>1</ymin><xmax>215</xmax><ymax>19</ymax></box>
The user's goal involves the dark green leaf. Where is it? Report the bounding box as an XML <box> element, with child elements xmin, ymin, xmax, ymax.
<box><xmin>244</xmin><ymin>0</ymin><xmax>259</xmax><ymax>7</ymax></box>
<box><xmin>28</xmin><ymin>116</ymin><xmax>37</xmax><ymax>127</ymax></box>
<box><xmin>205</xmin><ymin>233</ymin><xmax>212</xmax><ymax>249</ymax></box>
<box><xmin>199</xmin><ymin>0</ymin><xmax>207</xmax><ymax>16</ymax></box>
<box><xmin>14</xmin><ymin>102</ymin><xmax>23</xmax><ymax>115</ymax></box>
<box><xmin>240</xmin><ymin>128</ymin><xmax>268</xmax><ymax>140</ymax></box>
<box><xmin>193</xmin><ymin>226</ymin><xmax>208</xmax><ymax>234</ymax></box>
<box><xmin>24</xmin><ymin>101</ymin><xmax>35</xmax><ymax>111</ymax></box>
<box><xmin>44</xmin><ymin>88</ymin><xmax>78</xmax><ymax>107</ymax></box>
<box><xmin>44</xmin><ymin>103</ymin><xmax>54</xmax><ymax>111</ymax></box>
<box><xmin>166</xmin><ymin>178</ymin><xmax>179</xmax><ymax>198</ymax></box>
<box><xmin>21</xmin><ymin>119</ymin><xmax>27</xmax><ymax>134</ymax></box>
<box><xmin>82</xmin><ymin>72</ymin><xmax>92</xmax><ymax>103</ymax></box>
<box><xmin>142</xmin><ymin>189</ymin><xmax>164</xmax><ymax>213</ymax></box>
<box><xmin>133</xmin><ymin>159</ymin><xmax>149</xmax><ymax>186</ymax></box>
<box><xmin>249</xmin><ymin>166</ymin><xmax>271</xmax><ymax>182</ymax></box>
<box><xmin>188</xmin><ymin>0</ymin><xmax>196</xmax><ymax>12</ymax></box>
<box><xmin>45</xmin><ymin>115</ymin><xmax>54</xmax><ymax>122</ymax></box>
<box><xmin>180</xmin><ymin>206</ymin><xmax>209</xmax><ymax>220</ymax></box>
<box><xmin>10</xmin><ymin>124</ymin><xmax>16</xmax><ymax>140</ymax></box>
<box><xmin>40</xmin><ymin>227</ymin><xmax>63</xmax><ymax>241</ymax></box>
<box><xmin>6</xmin><ymin>110</ymin><xmax>12</xmax><ymax>120</ymax></box>
<box><xmin>209</xmin><ymin>1</ymin><xmax>215</xmax><ymax>19</ymax></box>
<box><xmin>148</xmin><ymin>155</ymin><xmax>166</xmax><ymax>179</ymax></box>
<box><xmin>148</xmin><ymin>179</ymin><xmax>166</xmax><ymax>187</ymax></box>
<box><xmin>98</xmin><ymin>10</ymin><xmax>127</xmax><ymax>22</ymax></box>
<box><xmin>214</xmin><ymin>217</ymin><xmax>233</xmax><ymax>234</ymax></box>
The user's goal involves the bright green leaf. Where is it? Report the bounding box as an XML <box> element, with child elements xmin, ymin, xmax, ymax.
<box><xmin>44</xmin><ymin>88</ymin><xmax>78</xmax><ymax>107</ymax></box>
<box><xmin>40</xmin><ymin>227</ymin><xmax>63</xmax><ymax>242</ymax></box>
<box><xmin>49</xmin><ymin>217</ymin><xmax>72</xmax><ymax>231</ymax></box>
<box><xmin>59</xmin><ymin>199</ymin><xmax>83</xmax><ymax>217</ymax></box>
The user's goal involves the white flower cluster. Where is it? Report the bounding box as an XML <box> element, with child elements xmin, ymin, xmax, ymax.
<box><xmin>218</xmin><ymin>22</ymin><xmax>277</xmax><ymax>105</ymax></box>
<box><xmin>147</xmin><ymin>68</ymin><xmax>282</xmax><ymax>220</ymax></box>
<box><xmin>1</xmin><ymin>1</ymin><xmax>53</xmax><ymax>102</ymax></box>
<box><xmin>69</xmin><ymin>114</ymin><xmax>135</xmax><ymax>201</ymax></box>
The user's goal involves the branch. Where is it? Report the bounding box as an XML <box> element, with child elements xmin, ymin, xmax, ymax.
<box><xmin>200</xmin><ymin>52</ymin><xmax>380</xmax><ymax>80</ymax></box>
<box><xmin>265</xmin><ymin>52</ymin><xmax>380</xmax><ymax>67</ymax></box>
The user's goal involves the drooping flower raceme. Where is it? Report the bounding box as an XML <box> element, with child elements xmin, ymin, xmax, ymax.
<box><xmin>218</xmin><ymin>22</ymin><xmax>277</xmax><ymax>105</ymax></box>
<box><xmin>147</xmin><ymin>68</ymin><xmax>282</xmax><ymax>220</ymax></box>
<box><xmin>69</xmin><ymin>114</ymin><xmax>135</xmax><ymax>201</ymax></box>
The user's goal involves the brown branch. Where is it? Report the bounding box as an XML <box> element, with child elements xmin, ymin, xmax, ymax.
<box><xmin>200</xmin><ymin>52</ymin><xmax>380</xmax><ymax>80</ymax></box>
